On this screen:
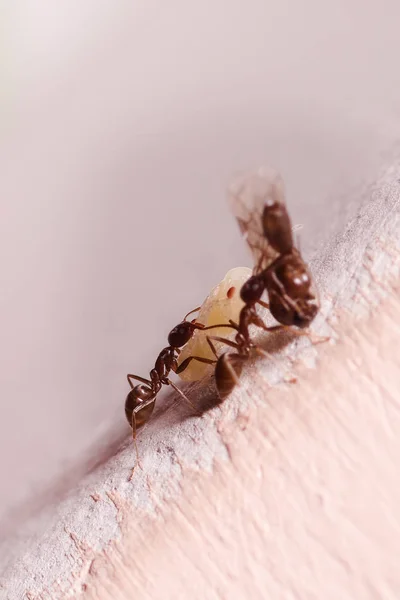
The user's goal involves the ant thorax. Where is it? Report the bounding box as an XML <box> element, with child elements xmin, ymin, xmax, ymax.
<box><xmin>176</xmin><ymin>267</ymin><xmax>252</xmax><ymax>381</ymax></box>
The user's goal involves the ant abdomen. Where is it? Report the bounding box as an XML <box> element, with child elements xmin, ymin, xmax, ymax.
<box><xmin>268</xmin><ymin>291</ymin><xmax>318</xmax><ymax>329</ymax></box>
<box><xmin>273</xmin><ymin>255</ymin><xmax>312</xmax><ymax>297</ymax></box>
<box><xmin>215</xmin><ymin>353</ymin><xmax>246</xmax><ymax>400</ymax></box>
<box><xmin>262</xmin><ymin>202</ymin><xmax>293</xmax><ymax>255</ymax></box>
<box><xmin>268</xmin><ymin>293</ymin><xmax>298</xmax><ymax>327</ymax></box>
<box><xmin>125</xmin><ymin>385</ymin><xmax>156</xmax><ymax>428</ymax></box>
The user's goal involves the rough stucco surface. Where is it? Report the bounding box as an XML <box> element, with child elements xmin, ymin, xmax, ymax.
<box><xmin>1</xmin><ymin>166</ymin><xmax>400</xmax><ymax>598</ymax></box>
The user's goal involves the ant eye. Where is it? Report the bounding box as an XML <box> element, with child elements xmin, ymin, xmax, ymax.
<box><xmin>227</xmin><ymin>286</ymin><xmax>235</xmax><ymax>299</ymax></box>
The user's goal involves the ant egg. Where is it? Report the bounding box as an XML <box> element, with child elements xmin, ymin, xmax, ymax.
<box><xmin>176</xmin><ymin>266</ymin><xmax>252</xmax><ymax>381</ymax></box>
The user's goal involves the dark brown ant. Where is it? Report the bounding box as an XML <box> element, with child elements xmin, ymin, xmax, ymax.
<box><xmin>177</xmin><ymin>168</ymin><xmax>322</xmax><ymax>399</ymax></box>
<box><xmin>124</xmin><ymin>306</ymin><xmax>204</xmax><ymax>440</ymax></box>
<box><xmin>231</xmin><ymin>167</ymin><xmax>319</xmax><ymax>329</ymax></box>
<box><xmin>125</xmin><ymin>306</ymin><xmax>234</xmax><ymax>452</ymax></box>
<box><xmin>261</xmin><ymin>207</ymin><xmax>318</xmax><ymax>329</ymax></box>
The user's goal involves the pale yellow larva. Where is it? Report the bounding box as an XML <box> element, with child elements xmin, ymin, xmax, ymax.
<box><xmin>176</xmin><ymin>267</ymin><xmax>252</xmax><ymax>381</ymax></box>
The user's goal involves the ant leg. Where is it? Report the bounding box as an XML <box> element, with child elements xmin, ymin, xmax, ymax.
<box><xmin>176</xmin><ymin>355</ymin><xmax>216</xmax><ymax>375</ymax></box>
<box><xmin>258</xmin><ymin>322</ymin><xmax>329</xmax><ymax>345</ymax></box>
<box><xmin>311</xmin><ymin>334</ymin><xmax>330</xmax><ymax>345</ymax></box>
<box><xmin>130</xmin><ymin>398</ymin><xmax>156</xmax><ymax>472</ymax></box>
<box><xmin>174</xmin><ymin>336</ymin><xmax>220</xmax><ymax>374</ymax></box>
<box><xmin>225</xmin><ymin>355</ymin><xmax>242</xmax><ymax>387</ymax></box>
<box><xmin>269</xmin><ymin>270</ymin><xmax>288</xmax><ymax>296</ymax></box>
<box><xmin>206</xmin><ymin>336</ymin><xmax>220</xmax><ymax>359</ymax></box>
<box><xmin>176</xmin><ymin>336</ymin><xmax>223</xmax><ymax>371</ymax></box>
<box><xmin>166</xmin><ymin>379</ymin><xmax>201</xmax><ymax>415</ymax></box>
<box><xmin>208</xmin><ymin>333</ymin><xmax>297</xmax><ymax>383</ymax></box>
<box><xmin>200</xmin><ymin>322</ymin><xmax>237</xmax><ymax>333</ymax></box>
<box><xmin>287</xmin><ymin>328</ymin><xmax>330</xmax><ymax>345</ymax></box>
<box><xmin>253</xmin><ymin>346</ymin><xmax>297</xmax><ymax>384</ymax></box>
<box><xmin>209</xmin><ymin>326</ymin><xmax>295</xmax><ymax>348</ymax></box>
<box><xmin>131</xmin><ymin>409</ymin><xmax>142</xmax><ymax>471</ymax></box>
<box><xmin>207</xmin><ymin>335</ymin><xmax>241</xmax><ymax>350</ymax></box>
<box><xmin>175</xmin><ymin>323</ymin><xmax>239</xmax><ymax>371</ymax></box>
<box><xmin>257</xmin><ymin>299</ymin><xmax>270</xmax><ymax>310</ymax></box>
<box><xmin>127</xmin><ymin>373</ymin><xmax>151</xmax><ymax>388</ymax></box>
<box><xmin>251</xmin><ymin>315</ymin><xmax>277</xmax><ymax>332</ymax></box>
<box><xmin>209</xmin><ymin>330</ymin><xmax>283</xmax><ymax>358</ymax></box>
<box><xmin>257</xmin><ymin>322</ymin><xmax>290</xmax><ymax>335</ymax></box>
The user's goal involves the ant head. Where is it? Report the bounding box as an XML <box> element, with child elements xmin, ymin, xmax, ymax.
<box><xmin>125</xmin><ymin>385</ymin><xmax>155</xmax><ymax>428</ymax></box>
<box><xmin>168</xmin><ymin>321</ymin><xmax>197</xmax><ymax>348</ymax></box>
<box><xmin>240</xmin><ymin>274</ymin><xmax>265</xmax><ymax>304</ymax></box>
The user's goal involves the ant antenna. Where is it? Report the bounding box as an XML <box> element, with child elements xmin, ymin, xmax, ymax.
<box><xmin>168</xmin><ymin>379</ymin><xmax>199</xmax><ymax>415</ymax></box>
<box><xmin>183</xmin><ymin>306</ymin><xmax>201</xmax><ymax>322</ymax></box>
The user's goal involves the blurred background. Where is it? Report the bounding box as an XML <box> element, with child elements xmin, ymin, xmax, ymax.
<box><xmin>1</xmin><ymin>0</ymin><xmax>400</xmax><ymax>544</ymax></box>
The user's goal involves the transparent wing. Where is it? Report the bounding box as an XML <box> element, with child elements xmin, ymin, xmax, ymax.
<box><xmin>227</xmin><ymin>166</ymin><xmax>287</xmax><ymax>274</ymax></box>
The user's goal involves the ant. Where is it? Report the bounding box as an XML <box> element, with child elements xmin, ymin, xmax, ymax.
<box><xmin>177</xmin><ymin>167</ymin><xmax>323</xmax><ymax>399</ymax></box>
<box><xmin>124</xmin><ymin>306</ymin><xmax>204</xmax><ymax>439</ymax></box>
<box><xmin>230</xmin><ymin>166</ymin><xmax>319</xmax><ymax>329</ymax></box>
<box><xmin>124</xmin><ymin>307</ymin><xmax>234</xmax><ymax>450</ymax></box>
